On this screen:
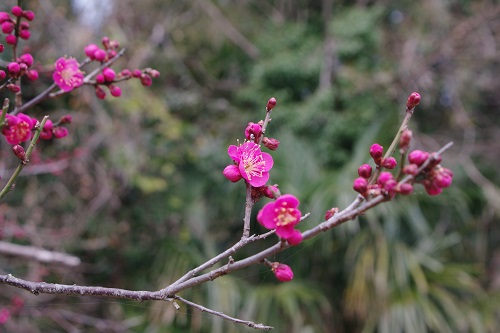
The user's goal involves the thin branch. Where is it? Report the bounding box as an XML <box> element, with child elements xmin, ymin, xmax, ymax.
<box><xmin>0</xmin><ymin>241</ymin><xmax>81</xmax><ymax>267</ymax></box>
<box><xmin>174</xmin><ymin>295</ymin><xmax>273</xmax><ymax>330</ymax></box>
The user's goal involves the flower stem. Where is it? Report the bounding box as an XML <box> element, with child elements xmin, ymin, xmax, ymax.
<box><xmin>242</xmin><ymin>182</ymin><xmax>254</xmax><ymax>239</ymax></box>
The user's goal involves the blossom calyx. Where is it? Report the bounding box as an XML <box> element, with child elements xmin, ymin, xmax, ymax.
<box><xmin>12</xmin><ymin>145</ymin><xmax>27</xmax><ymax>162</ymax></box>
<box><xmin>263</xmin><ymin>137</ymin><xmax>279</xmax><ymax>151</ymax></box>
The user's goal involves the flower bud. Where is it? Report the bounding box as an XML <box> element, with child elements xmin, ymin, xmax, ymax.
<box><xmin>140</xmin><ymin>74</ymin><xmax>152</xmax><ymax>87</ymax></box>
<box><xmin>0</xmin><ymin>70</ymin><xmax>6</xmax><ymax>80</ymax></box>
<box><xmin>84</xmin><ymin>44</ymin><xmax>99</xmax><ymax>59</ymax></box>
<box><xmin>369</xmin><ymin>143</ymin><xmax>384</xmax><ymax>164</ymax></box>
<box><xmin>12</xmin><ymin>145</ymin><xmax>27</xmax><ymax>162</ymax></box>
<box><xmin>263</xmin><ymin>185</ymin><xmax>279</xmax><ymax>199</ymax></box>
<box><xmin>95</xmin><ymin>86</ymin><xmax>106</xmax><ymax>99</ymax></box>
<box><xmin>22</xmin><ymin>10</ymin><xmax>35</xmax><ymax>21</ymax></box>
<box><xmin>109</xmin><ymin>85</ymin><xmax>122</xmax><ymax>97</ymax></box>
<box><xmin>244</xmin><ymin>122</ymin><xmax>262</xmax><ymax>142</ymax></box>
<box><xmin>263</xmin><ymin>137</ymin><xmax>279</xmax><ymax>150</ymax></box>
<box><xmin>0</xmin><ymin>12</ymin><xmax>10</xmax><ymax>24</ymax></box>
<box><xmin>358</xmin><ymin>164</ymin><xmax>372</xmax><ymax>179</ymax></box>
<box><xmin>266</xmin><ymin>97</ymin><xmax>277</xmax><ymax>111</ymax></box>
<box><xmin>102</xmin><ymin>67</ymin><xmax>116</xmax><ymax>82</ymax></box>
<box><xmin>377</xmin><ymin>171</ymin><xmax>394</xmax><ymax>186</ymax></box>
<box><xmin>11</xmin><ymin>6</ymin><xmax>22</xmax><ymax>17</ymax></box>
<box><xmin>324</xmin><ymin>207</ymin><xmax>339</xmax><ymax>220</ymax></box>
<box><xmin>58</xmin><ymin>115</ymin><xmax>72</xmax><ymax>124</ymax></box>
<box><xmin>381</xmin><ymin>157</ymin><xmax>397</xmax><ymax>169</ymax></box>
<box><xmin>18</xmin><ymin>53</ymin><xmax>34</xmax><ymax>67</ymax></box>
<box><xmin>95</xmin><ymin>74</ymin><xmax>105</xmax><ymax>84</ymax></box>
<box><xmin>7</xmin><ymin>62</ymin><xmax>20</xmax><ymax>75</ymax></box>
<box><xmin>53</xmin><ymin>127</ymin><xmax>69</xmax><ymax>139</ymax></box>
<box><xmin>223</xmin><ymin>164</ymin><xmax>242</xmax><ymax>183</ymax></box>
<box><xmin>402</xmin><ymin>164</ymin><xmax>419</xmax><ymax>175</ymax></box>
<box><xmin>131</xmin><ymin>69</ymin><xmax>142</xmax><ymax>78</ymax></box>
<box><xmin>7</xmin><ymin>84</ymin><xmax>20</xmax><ymax>93</ymax></box>
<box><xmin>93</xmin><ymin>49</ymin><xmax>107</xmax><ymax>62</ymax></box>
<box><xmin>120</xmin><ymin>69</ymin><xmax>131</xmax><ymax>77</ymax></box>
<box><xmin>19</xmin><ymin>29</ymin><xmax>30</xmax><ymax>40</ymax></box>
<box><xmin>353</xmin><ymin>177</ymin><xmax>368</xmax><ymax>194</ymax></box>
<box><xmin>408</xmin><ymin>150</ymin><xmax>429</xmax><ymax>166</ymax></box>
<box><xmin>1</xmin><ymin>21</ymin><xmax>14</xmax><ymax>34</ymax></box>
<box><xmin>272</xmin><ymin>263</ymin><xmax>293</xmax><ymax>282</ymax></box>
<box><xmin>149</xmin><ymin>69</ymin><xmax>160</xmax><ymax>78</ymax></box>
<box><xmin>406</xmin><ymin>92</ymin><xmax>421</xmax><ymax>110</ymax></box>
<box><xmin>399</xmin><ymin>129</ymin><xmax>412</xmax><ymax>151</ymax></box>
<box><xmin>0</xmin><ymin>43</ymin><xmax>4</xmax><ymax>53</ymax></box>
<box><xmin>5</xmin><ymin>35</ymin><xmax>17</xmax><ymax>45</ymax></box>
<box><xmin>397</xmin><ymin>183</ymin><xmax>414</xmax><ymax>195</ymax></box>
<box><xmin>287</xmin><ymin>230</ymin><xmax>303</xmax><ymax>246</ymax></box>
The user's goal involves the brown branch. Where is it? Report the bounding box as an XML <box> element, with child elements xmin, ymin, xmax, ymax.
<box><xmin>0</xmin><ymin>241</ymin><xmax>81</xmax><ymax>267</ymax></box>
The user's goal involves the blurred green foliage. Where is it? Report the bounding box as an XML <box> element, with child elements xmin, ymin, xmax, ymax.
<box><xmin>1</xmin><ymin>0</ymin><xmax>499</xmax><ymax>332</ymax></box>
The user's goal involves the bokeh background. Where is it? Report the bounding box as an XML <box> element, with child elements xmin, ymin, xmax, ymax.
<box><xmin>1</xmin><ymin>0</ymin><xmax>499</xmax><ymax>332</ymax></box>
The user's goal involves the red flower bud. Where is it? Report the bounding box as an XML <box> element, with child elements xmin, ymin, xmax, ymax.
<box><xmin>381</xmin><ymin>157</ymin><xmax>397</xmax><ymax>169</ymax></box>
<box><xmin>263</xmin><ymin>137</ymin><xmax>279</xmax><ymax>150</ymax></box>
<box><xmin>353</xmin><ymin>177</ymin><xmax>368</xmax><ymax>195</ymax></box>
<box><xmin>406</xmin><ymin>92</ymin><xmax>421</xmax><ymax>110</ymax></box>
<box><xmin>266</xmin><ymin>97</ymin><xmax>277</xmax><ymax>111</ymax></box>
<box><xmin>272</xmin><ymin>263</ymin><xmax>293</xmax><ymax>282</ymax></box>
<box><xmin>324</xmin><ymin>207</ymin><xmax>339</xmax><ymax>220</ymax></box>
<box><xmin>223</xmin><ymin>164</ymin><xmax>242</xmax><ymax>183</ymax></box>
<box><xmin>12</xmin><ymin>145</ymin><xmax>27</xmax><ymax>162</ymax></box>
<box><xmin>408</xmin><ymin>150</ymin><xmax>429</xmax><ymax>166</ymax></box>
<box><xmin>358</xmin><ymin>164</ymin><xmax>372</xmax><ymax>179</ymax></box>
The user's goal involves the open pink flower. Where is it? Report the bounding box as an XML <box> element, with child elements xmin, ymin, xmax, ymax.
<box><xmin>257</xmin><ymin>194</ymin><xmax>302</xmax><ymax>239</ymax></box>
<box><xmin>52</xmin><ymin>57</ymin><xmax>84</xmax><ymax>92</ymax></box>
<box><xmin>227</xmin><ymin>142</ymin><xmax>273</xmax><ymax>187</ymax></box>
<box><xmin>1</xmin><ymin>113</ymin><xmax>35</xmax><ymax>145</ymax></box>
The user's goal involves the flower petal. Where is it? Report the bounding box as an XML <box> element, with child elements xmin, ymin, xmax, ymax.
<box><xmin>260</xmin><ymin>152</ymin><xmax>274</xmax><ymax>171</ymax></box>
<box><xmin>227</xmin><ymin>145</ymin><xmax>240</xmax><ymax>162</ymax></box>
<box><xmin>276</xmin><ymin>194</ymin><xmax>299</xmax><ymax>209</ymax></box>
<box><xmin>257</xmin><ymin>202</ymin><xmax>277</xmax><ymax>229</ymax></box>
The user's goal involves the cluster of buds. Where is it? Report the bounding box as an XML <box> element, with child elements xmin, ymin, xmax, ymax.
<box><xmin>403</xmin><ymin>150</ymin><xmax>453</xmax><ymax>196</ymax></box>
<box><xmin>0</xmin><ymin>5</ymin><xmax>34</xmax><ymax>47</ymax></box>
<box><xmin>39</xmin><ymin>115</ymin><xmax>72</xmax><ymax>140</ymax></box>
<box><xmin>85</xmin><ymin>37</ymin><xmax>160</xmax><ymax>100</ymax></box>
<box><xmin>244</xmin><ymin>121</ymin><xmax>280</xmax><ymax>150</ymax></box>
<box><xmin>369</xmin><ymin>143</ymin><xmax>397</xmax><ymax>169</ymax></box>
<box><xmin>0</xmin><ymin>53</ymin><xmax>38</xmax><ymax>92</ymax></box>
<box><xmin>251</xmin><ymin>184</ymin><xmax>280</xmax><ymax>202</ymax></box>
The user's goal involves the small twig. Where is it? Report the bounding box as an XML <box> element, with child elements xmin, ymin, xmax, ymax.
<box><xmin>242</xmin><ymin>182</ymin><xmax>254</xmax><ymax>239</ymax></box>
<box><xmin>173</xmin><ymin>295</ymin><xmax>273</xmax><ymax>330</ymax></box>
<box><xmin>0</xmin><ymin>115</ymin><xmax>49</xmax><ymax>200</ymax></box>
<box><xmin>0</xmin><ymin>241</ymin><xmax>81</xmax><ymax>266</ymax></box>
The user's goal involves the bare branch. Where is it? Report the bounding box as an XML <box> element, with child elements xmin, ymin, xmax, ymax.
<box><xmin>0</xmin><ymin>241</ymin><xmax>81</xmax><ymax>267</ymax></box>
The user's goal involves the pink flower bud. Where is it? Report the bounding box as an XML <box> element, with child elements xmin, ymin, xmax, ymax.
<box><xmin>369</xmin><ymin>143</ymin><xmax>384</xmax><ymax>164</ymax></box>
<box><xmin>408</xmin><ymin>150</ymin><xmax>429</xmax><ymax>166</ymax></box>
<box><xmin>26</xmin><ymin>69</ymin><xmax>38</xmax><ymax>80</ymax></box>
<box><xmin>22</xmin><ymin>10</ymin><xmax>35</xmax><ymax>21</ymax></box>
<box><xmin>324</xmin><ymin>207</ymin><xmax>339</xmax><ymax>220</ymax></box>
<box><xmin>102</xmin><ymin>36</ymin><xmax>110</xmax><ymax>48</ymax></box>
<box><xmin>402</xmin><ymin>164</ymin><xmax>419</xmax><ymax>175</ymax></box>
<box><xmin>19</xmin><ymin>29</ymin><xmax>30</xmax><ymax>40</ymax></box>
<box><xmin>266</xmin><ymin>97</ymin><xmax>277</xmax><ymax>111</ymax></box>
<box><xmin>11</xmin><ymin>6</ymin><xmax>22</xmax><ymax>17</ymax></box>
<box><xmin>53</xmin><ymin>126</ymin><xmax>69</xmax><ymax>139</ymax></box>
<box><xmin>358</xmin><ymin>164</ymin><xmax>372</xmax><ymax>179</ymax></box>
<box><xmin>353</xmin><ymin>177</ymin><xmax>368</xmax><ymax>194</ymax></box>
<box><xmin>406</xmin><ymin>92</ymin><xmax>421</xmax><ymax>110</ymax></box>
<box><xmin>95</xmin><ymin>86</ymin><xmax>106</xmax><ymax>99</ymax></box>
<box><xmin>223</xmin><ymin>164</ymin><xmax>242</xmax><ymax>183</ymax></box>
<box><xmin>434</xmin><ymin>168</ymin><xmax>453</xmax><ymax>188</ymax></box>
<box><xmin>149</xmin><ymin>69</ymin><xmax>160</xmax><ymax>78</ymax></box>
<box><xmin>383</xmin><ymin>179</ymin><xmax>397</xmax><ymax>193</ymax></box>
<box><xmin>84</xmin><ymin>44</ymin><xmax>99</xmax><ymax>59</ymax></box>
<box><xmin>245</xmin><ymin>122</ymin><xmax>262</xmax><ymax>142</ymax></box>
<box><xmin>0</xmin><ymin>43</ymin><xmax>4</xmax><ymax>53</ymax></box>
<box><xmin>19</xmin><ymin>53</ymin><xmax>34</xmax><ymax>67</ymax></box>
<box><xmin>120</xmin><ymin>69</ymin><xmax>131</xmax><ymax>77</ymax></box>
<box><xmin>272</xmin><ymin>263</ymin><xmax>293</xmax><ymax>282</ymax></box>
<box><xmin>377</xmin><ymin>171</ymin><xmax>394</xmax><ymax>186</ymax></box>
<box><xmin>20</xmin><ymin>21</ymin><xmax>29</xmax><ymax>30</ymax></box>
<box><xmin>1</xmin><ymin>21</ymin><xmax>13</xmax><ymax>34</ymax></box>
<box><xmin>43</xmin><ymin>119</ymin><xmax>54</xmax><ymax>131</ymax></box>
<box><xmin>140</xmin><ymin>74</ymin><xmax>152</xmax><ymax>87</ymax></box>
<box><xmin>93</xmin><ymin>49</ymin><xmax>107</xmax><ymax>62</ymax></box>
<box><xmin>287</xmin><ymin>230</ymin><xmax>303</xmax><ymax>246</ymax></box>
<box><xmin>107</xmin><ymin>50</ymin><xmax>117</xmax><ymax>58</ymax></box>
<box><xmin>0</xmin><ymin>70</ymin><xmax>6</xmax><ymax>80</ymax></box>
<box><xmin>95</xmin><ymin>74</ymin><xmax>105</xmax><ymax>84</ymax></box>
<box><xmin>381</xmin><ymin>157</ymin><xmax>397</xmax><ymax>169</ymax></box>
<box><xmin>109</xmin><ymin>85</ymin><xmax>122</xmax><ymax>97</ymax></box>
<box><xmin>102</xmin><ymin>67</ymin><xmax>116</xmax><ymax>82</ymax></box>
<box><xmin>7</xmin><ymin>84</ymin><xmax>20</xmax><ymax>93</ymax></box>
<box><xmin>263</xmin><ymin>137</ymin><xmax>279</xmax><ymax>150</ymax></box>
<box><xmin>424</xmin><ymin>182</ymin><xmax>442</xmax><ymax>196</ymax></box>
<box><xmin>58</xmin><ymin>115</ymin><xmax>72</xmax><ymax>124</ymax></box>
<box><xmin>399</xmin><ymin>129</ymin><xmax>412</xmax><ymax>150</ymax></box>
<box><xmin>12</xmin><ymin>145</ymin><xmax>26</xmax><ymax>161</ymax></box>
<box><xmin>5</xmin><ymin>34</ymin><xmax>17</xmax><ymax>45</ymax></box>
<box><xmin>263</xmin><ymin>185</ymin><xmax>279</xmax><ymax>199</ymax></box>
<box><xmin>397</xmin><ymin>183</ymin><xmax>414</xmax><ymax>195</ymax></box>
<box><xmin>131</xmin><ymin>69</ymin><xmax>142</xmax><ymax>78</ymax></box>
<box><xmin>0</xmin><ymin>12</ymin><xmax>10</xmax><ymax>24</ymax></box>
<box><xmin>7</xmin><ymin>62</ymin><xmax>20</xmax><ymax>75</ymax></box>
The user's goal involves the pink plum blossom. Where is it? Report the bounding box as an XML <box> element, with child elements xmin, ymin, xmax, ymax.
<box><xmin>52</xmin><ymin>57</ymin><xmax>84</xmax><ymax>92</ymax></box>
<box><xmin>257</xmin><ymin>194</ymin><xmax>302</xmax><ymax>239</ymax></box>
<box><xmin>1</xmin><ymin>113</ymin><xmax>35</xmax><ymax>145</ymax></box>
<box><xmin>227</xmin><ymin>142</ymin><xmax>273</xmax><ymax>187</ymax></box>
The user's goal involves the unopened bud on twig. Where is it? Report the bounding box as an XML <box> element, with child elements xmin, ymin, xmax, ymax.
<box><xmin>266</xmin><ymin>97</ymin><xmax>277</xmax><ymax>111</ymax></box>
<box><xmin>406</xmin><ymin>92</ymin><xmax>421</xmax><ymax>110</ymax></box>
<box><xmin>12</xmin><ymin>145</ymin><xmax>27</xmax><ymax>162</ymax></box>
